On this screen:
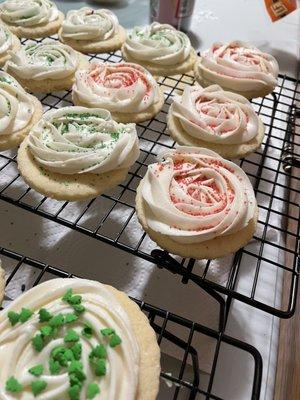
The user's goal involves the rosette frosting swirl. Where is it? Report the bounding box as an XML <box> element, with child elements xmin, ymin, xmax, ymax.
<box><xmin>171</xmin><ymin>84</ymin><xmax>259</xmax><ymax>144</ymax></box>
<box><xmin>124</xmin><ymin>22</ymin><xmax>191</xmax><ymax>65</ymax></box>
<box><xmin>0</xmin><ymin>24</ymin><xmax>13</xmax><ymax>56</ymax></box>
<box><xmin>0</xmin><ymin>278</ymin><xmax>140</xmax><ymax>400</ymax></box>
<box><xmin>73</xmin><ymin>62</ymin><xmax>159</xmax><ymax>113</ymax></box>
<box><xmin>141</xmin><ymin>146</ymin><xmax>256</xmax><ymax>244</ymax></box>
<box><xmin>61</xmin><ymin>7</ymin><xmax>119</xmax><ymax>42</ymax></box>
<box><xmin>0</xmin><ymin>71</ymin><xmax>34</xmax><ymax>136</ymax></box>
<box><xmin>0</xmin><ymin>0</ymin><xmax>59</xmax><ymax>27</ymax></box>
<box><xmin>197</xmin><ymin>41</ymin><xmax>279</xmax><ymax>92</ymax></box>
<box><xmin>5</xmin><ymin>41</ymin><xmax>79</xmax><ymax>80</ymax></box>
<box><xmin>27</xmin><ymin>107</ymin><xmax>140</xmax><ymax>175</ymax></box>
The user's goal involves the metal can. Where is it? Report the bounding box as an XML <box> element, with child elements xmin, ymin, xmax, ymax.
<box><xmin>150</xmin><ymin>0</ymin><xmax>195</xmax><ymax>32</ymax></box>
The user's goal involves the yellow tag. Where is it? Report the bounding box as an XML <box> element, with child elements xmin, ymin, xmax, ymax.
<box><xmin>264</xmin><ymin>0</ymin><xmax>297</xmax><ymax>21</ymax></box>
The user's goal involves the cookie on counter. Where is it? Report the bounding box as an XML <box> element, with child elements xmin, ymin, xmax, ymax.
<box><xmin>0</xmin><ymin>0</ymin><xmax>64</xmax><ymax>39</ymax></box>
<box><xmin>167</xmin><ymin>84</ymin><xmax>265</xmax><ymax>159</ymax></box>
<box><xmin>0</xmin><ymin>278</ymin><xmax>160</xmax><ymax>399</ymax></box>
<box><xmin>17</xmin><ymin>107</ymin><xmax>140</xmax><ymax>201</ymax></box>
<box><xmin>0</xmin><ymin>24</ymin><xmax>21</xmax><ymax>67</ymax></box>
<box><xmin>136</xmin><ymin>146</ymin><xmax>258</xmax><ymax>260</ymax></box>
<box><xmin>59</xmin><ymin>7</ymin><xmax>126</xmax><ymax>54</ymax></box>
<box><xmin>73</xmin><ymin>61</ymin><xmax>164</xmax><ymax>123</ymax></box>
<box><xmin>194</xmin><ymin>41</ymin><xmax>279</xmax><ymax>99</ymax></box>
<box><xmin>0</xmin><ymin>71</ymin><xmax>43</xmax><ymax>151</ymax></box>
<box><xmin>122</xmin><ymin>22</ymin><xmax>197</xmax><ymax>76</ymax></box>
<box><xmin>4</xmin><ymin>41</ymin><xmax>89</xmax><ymax>93</ymax></box>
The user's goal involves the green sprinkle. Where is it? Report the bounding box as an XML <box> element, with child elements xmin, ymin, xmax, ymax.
<box><xmin>64</xmin><ymin>329</ymin><xmax>80</xmax><ymax>343</ymax></box>
<box><xmin>73</xmin><ymin>304</ymin><xmax>85</xmax><ymax>314</ymax></box>
<box><xmin>62</xmin><ymin>288</ymin><xmax>73</xmax><ymax>302</ymax></box>
<box><xmin>70</xmin><ymin>343</ymin><xmax>82</xmax><ymax>360</ymax></box>
<box><xmin>31</xmin><ymin>380</ymin><xmax>47</xmax><ymax>397</ymax></box>
<box><xmin>94</xmin><ymin>359</ymin><xmax>106</xmax><ymax>377</ymax></box>
<box><xmin>49</xmin><ymin>314</ymin><xmax>65</xmax><ymax>328</ymax></box>
<box><xmin>101</xmin><ymin>328</ymin><xmax>115</xmax><ymax>337</ymax></box>
<box><xmin>51</xmin><ymin>346</ymin><xmax>69</xmax><ymax>367</ymax></box>
<box><xmin>38</xmin><ymin>308</ymin><xmax>52</xmax><ymax>322</ymax></box>
<box><xmin>65</xmin><ymin>348</ymin><xmax>75</xmax><ymax>362</ymax></box>
<box><xmin>89</xmin><ymin>344</ymin><xmax>107</xmax><ymax>361</ymax></box>
<box><xmin>87</xmin><ymin>383</ymin><xmax>100</xmax><ymax>399</ymax></box>
<box><xmin>49</xmin><ymin>358</ymin><xmax>61</xmax><ymax>375</ymax></box>
<box><xmin>5</xmin><ymin>377</ymin><xmax>23</xmax><ymax>393</ymax></box>
<box><xmin>32</xmin><ymin>334</ymin><xmax>44</xmax><ymax>352</ymax></box>
<box><xmin>68</xmin><ymin>295</ymin><xmax>82</xmax><ymax>305</ymax></box>
<box><xmin>68</xmin><ymin>361</ymin><xmax>86</xmax><ymax>382</ymax></box>
<box><xmin>40</xmin><ymin>325</ymin><xmax>52</xmax><ymax>337</ymax></box>
<box><xmin>19</xmin><ymin>308</ymin><xmax>33</xmax><ymax>323</ymax></box>
<box><xmin>82</xmin><ymin>322</ymin><xmax>93</xmax><ymax>338</ymax></box>
<box><xmin>28</xmin><ymin>364</ymin><xmax>44</xmax><ymax>377</ymax></box>
<box><xmin>68</xmin><ymin>384</ymin><xmax>80</xmax><ymax>400</ymax></box>
<box><xmin>109</xmin><ymin>333</ymin><xmax>122</xmax><ymax>348</ymax></box>
<box><xmin>8</xmin><ymin>311</ymin><xmax>20</xmax><ymax>326</ymax></box>
<box><xmin>69</xmin><ymin>373</ymin><xmax>83</xmax><ymax>389</ymax></box>
<box><xmin>65</xmin><ymin>313</ymin><xmax>78</xmax><ymax>324</ymax></box>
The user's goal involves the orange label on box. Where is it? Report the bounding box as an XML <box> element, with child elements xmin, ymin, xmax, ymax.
<box><xmin>264</xmin><ymin>0</ymin><xmax>297</xmax><ymax>21</ymax></box>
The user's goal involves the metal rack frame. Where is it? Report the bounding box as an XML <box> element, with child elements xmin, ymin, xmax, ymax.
<box><xmin>0</xmin><ymin>246</ymin><xmax>262</xmax><ymax>400</ymax></box>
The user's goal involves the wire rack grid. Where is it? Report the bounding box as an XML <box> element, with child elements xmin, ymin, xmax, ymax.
<box><xmin>0</xmin><ymin>36</ymin><xmax>299</xmax><ymax>320</ymax></box>
<box><xmin>0</xmin><ymin>245</ymin><xmax>262</xmax><ymax>400</ymax></box>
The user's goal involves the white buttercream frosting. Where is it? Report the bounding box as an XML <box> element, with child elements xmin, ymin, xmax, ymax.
<box><xmin>5</xmin><ymin>41</ymin><xmax>79</xmax><ymax>81</ymax></box>
<box><xmin>73</xmin><ymin>62</ymin><xmax>160</xmax><ymax>113</ymax></box>
<box><xmin>61</xmin><ymin>7</ymin><xmax>119</xmax><ymax>42</ymax></box>
<box><xmin>0</xmin><ymin>0</ymin><xmax>59</xmax><ymax>27</ymax></box>
<box><xmin>196</xmin><ymin>41</ymin><xmax>279</xmax><ymax>92</ymax></box>
<box><xmin>0</xmin><ymin>24</ymin><xmax>13</xmax><ymax>56</ymax></box>
<box><xmin>0</xmin><ymin>278</ymin><xmax>140</xmax><ymax>400</ymax></box>
<box><xmin>0</xmin><ymin>70</ymin><xmax>34</xmax><ymax>136</ymax></box>
<box><xmin>171</xmin><ymin>84</ymin><xmax>260</xmax><ymax>144</ymax></box>
<box><xmin>27</xmin><ymin>106</ymin><xmax>140</xmax><ymax>175</ymax></box>
<box><xmin>141</xmin><ymin>146</ymin><xmax>256</xmax><ymax>244</ymax></box>
<box><xmin>123</xmin><ymin>22</ymin><xmax>191</xmax><ymax>66</ymax></box>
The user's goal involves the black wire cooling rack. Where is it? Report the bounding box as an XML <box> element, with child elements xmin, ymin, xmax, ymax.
<box><xmin>0</xmin><ymin>246</ymin><xmax>262</xmax><ymax>400</ymax></box>
<box><xmin>0</xmin><ymin>37</ymin><xmax>299</xmax><ymax>323</ymax></box>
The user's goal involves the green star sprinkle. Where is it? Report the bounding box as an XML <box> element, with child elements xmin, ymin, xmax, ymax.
<box><xmin>68</xmin><ymin>361</ymin><xmax>86</xmax><ymax>382</ymax></box>
<box><xmin>94</xmin><ymin>359</ymin><xmax>106</xmax><ymax>377</ymax></box>
<box><xmin>82</xmin><ymin>322</ymin><xmax>93</xmax><ymax>338</ymax></box>
<box><xmin>38</xmin><ymin>308</ymin><xmax>52</xmax><ymax>322</ymax></box>
<box><xmin>40</xmin><ymin>325</ymin><xmax>52</xmax><ymax>337</ymax></box>
<box><xmin>68</xmin><ymin>295</ymin><xmax>82</xmax><ymax>305</ymax></box>
<box><xmin>19</xmin><ymin>308</ymin><xmax>33</xmax><ymax>323</ymax></box>
<box><xmin>51</xmin><ymin>346</ymin><xmax>69</xmax><ymax>367</ymax></box>
<box><xmin>109</xmin><ymin>333</ymin><xmax>122</xmax><ymax>348</ymax></box>
<box><xmin>8</xmin><ymin>311</ymin><xmax>20</xmax><ymax>326</ymax></box>
<box><xmin>68</xmin><ymin>384</ymin><xmax>80</xmax><ymax>400</ymax></box>
<box><xmin>65</xmin><ymin>313</ymin><xmax>78</xmax><ymax>324</ymax></box>
<box><xmin>31</xmin><ymin>380</ymin><xmax>47</xmax><ymax>397</ymax></box>
<box><xmin>62</xmin><ymin>288</ymin><xmax>73</xmax><ymax>302</ymax></box>
<box><xmin>5</xmin><ymin>377</ymin><xmax>23</xmax><ymax>393</ymax></box>
<box><xmin>70</xmin><ymin>343</ymin><xmax>82</xmax><ymax>360</ymax></box>
<box><xmin>64</xmin><ymin>329</ymin><xmax>80</xmax><ymax>343</ymax></box>
<box><xmin>65</xmin><ymin>349</ymin><xmax>75</xmax><ymax>362</ymax></box>
<box><xmin>49</xmin><ymin>358</ymin><xmax>61</xmax><ymax>375</ymax></box>
<box><xmin>73</xmin><ymin>304</ymin><xmax>85</xmax><ymax>314</ymax></box>
<box><xmin>87</xmin><ymin>383</ymin><xmax>100</xmax><ymax>399</ymax></box>
<box><xmin>89</xmin><ymin>344</ymin><xmax>107</xmax><ymax>361</ymax></box>
<box><xmin>49</xmin><ymin>314</ymin><xmax>65</xmax><ymax>328</ymax></box>
<box><xmin>28</xmin><ymin>365</ymin><xmax>44</xmax><ymax>377</ymax></box>
<box><xmin>69</xmin><ymin>373</ymin><xmax>83</xmax><ymax>389</ymax></box>
<box><xmin>32</xmin><ymin>334</ymin><xmax>44</xmax><ymax>352</ymax></box>
<box><xmin>101</xmin><ymin>328</ymin><xmax>115</xmax><ymax>337</ymax></box>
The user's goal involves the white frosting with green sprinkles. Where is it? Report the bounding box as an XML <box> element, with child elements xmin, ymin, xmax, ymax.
<box><xmin>0</xmin><ymin>0</ymin><xmax>59</xmax><ymax>27</ymax></box>
<box><xmin>27</xmin><ymin>106</ymin><xmax>140</xmax><ymax>175</ymax></box>
<box><xmin>0</xmin><ymin>278</ymin><xmax>140</xmax><ymax>399</ymax></box>
<box><xmin>0</xmin><ymin>25</ymin><xmax>13</xmax><ymax>56</ymax></box>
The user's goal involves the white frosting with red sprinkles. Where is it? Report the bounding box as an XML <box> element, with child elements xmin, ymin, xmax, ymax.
<box><xmin>73</xmin><ymin>62</ymin><xmax>159</xmax><ymax>114</ymax></box>
<box><xmin>124</xmin><ymin>22</ymin><xmax>191</xmax><ymax>66</ymax></box>
<box><xmin>171</xmin><ymin>84</ymin><xmax>260</xmax><ymax>144</ymax></box>
<box><xmin>61</xmin><ymin>7</ymin><xmax>119</xmax><ymax>42</ymax></box>
<box><xmin>197</xmin><ymin>41</ymin><xmax>278</xmax><ymax>93</ymax></box>
<box><xmin>141</xmin><ymin>146</ymin><xmax>256</xmax><ymax>244</ymax></box>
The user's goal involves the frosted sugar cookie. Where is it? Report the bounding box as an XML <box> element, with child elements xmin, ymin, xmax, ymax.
<box><xmin>122</xmin><ymin>22</ymin><xmax>197</xmax><ymax>76</ymax></box>
<box><xmin>0</xmin><ymin>0</ymin><xmax>64</xmax><ymax>39</ymax></box>
<box><xmin>4</xmin><ymin>41</ymin><xmax>89</xmax><ymax>93</ymax></box>
<box><xmin>0</xmin><ymin>278</ymin><xmax>160</xmax><ymax>399</ymax></box>
<box><xmin>194</xmin><ymin>41</ymin><xmax>279</xmax><ymax>99</ymax></box>
<box><xmin>0</xmin><ymin>24</ymin><xmax>21</xmax><ymax>66</ymax></box>
<box><xmin>168</xmin><ymin>84</ymin><xmax>265</xmax><ymax>159</ymax></box>
<box><xmin>17</xmin><ymin>107</ymin><xmax>140</xmax><ymax>201</ymax></box>
<box><xmin>136</xmin><ymin>146</ymin><xmax>258</xmax><ymax>260</ymax></box>
<box><xmin>0</xmin><ymin>71</ymin><xmax>43</xmax><ymax>151</ymax></box>
<box><xmin>59</xmin><ymin>7</ymin><xmax>126</xmax><ymax>54</ymax></box>
<box><xmin>73</xmin><ymin>61</ymin><xmax>164</xmax><ymax>123</ymax></box>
